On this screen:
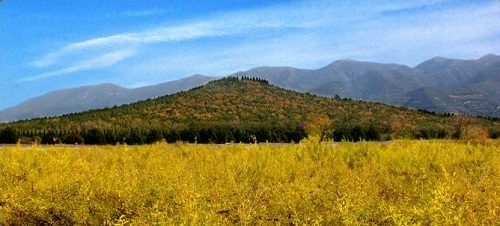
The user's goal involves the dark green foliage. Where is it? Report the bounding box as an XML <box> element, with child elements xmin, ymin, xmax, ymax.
<box><xmin>419</xmin><ymin>127</ymin><xmax>447</xmax><ymax>139</ymax></box>
<box><xmin>146</xmin><ymin>129</ymin><xmax>163</xmax><ymax>144</ymax></box>
<box><xmin>105</xmin><ymin>130</ymin><xmax>118</xmax><ymax>144</ymax></box>
<box><xmin>41</xmin><ymin>132</ymin><xmax>58</xmax><ymax>144</ymax></box>
<box><xmin>126</xmin><ymin>129</ymin><xmax>145</xmax><ymax>145</ymax></box>
<box><xmin>83</xmin><ymin>128</ymin><xmax>105</xmax><ymax>145</ymax></box>
<box><xmin>0</xmin><ymin>127</ymin><xmax>18</xmax><ymax>144</ymax></box>
<box><xmin>365</xmin><ymin>124</ymin><xmax>381</xmax><ymax>141</ymax></box>
<box><xmin>333</xmin><ymin>126</ymin><xmax>373</xmax><ymax>142</ymax></box>
<box><xmin>351</xmin><ymin>126</ymin><xmax>365</xmax><ymax>142</ymax></box>
<box><xmin>62</xmin><ymin>133</ymin><xmax>84</xmax><ymax>144</ymax></box>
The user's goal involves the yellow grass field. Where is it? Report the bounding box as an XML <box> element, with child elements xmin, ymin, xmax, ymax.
<box><xmin>1</xmin><ymin>139</ymin><xmax>499</xmax><ymax>225</ymax></box>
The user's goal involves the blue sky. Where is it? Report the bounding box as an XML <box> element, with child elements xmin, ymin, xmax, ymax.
<box><xmin>1</xmin><ymin>0</ymin><xmax>499</xmax><ymax>110</ymax></box>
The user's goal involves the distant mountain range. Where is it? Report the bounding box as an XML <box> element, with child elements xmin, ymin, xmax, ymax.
<box><xmin>0</xmin><ymin>75</ymin><xmax>215</xmax><ymax>122</ymax></box>
<box><xmin>232</xmin><ymin>54</ymin><xmax>500</xmax><ymax>117</ymax></box>
<box><xmin>1</xmin><ymin>54</ymin><xmax>498</xmax><ymax>122</ymax></box>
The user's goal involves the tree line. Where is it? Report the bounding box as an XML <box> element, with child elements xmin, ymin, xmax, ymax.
<box><xmin>1</xmin><ymin>117</ymin><xmax>497</xmax><ymax>145</ymax></box>
<box><xmin>0</xmin><ymin>122</ymin><xmax>307</xmax><ymax>145</ymax></box>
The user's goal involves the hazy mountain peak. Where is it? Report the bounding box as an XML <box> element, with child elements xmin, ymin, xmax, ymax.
<box><xmin>189</xmin><ymin>74</ymin><xmax>210</xmax><ymax>78</ymax></box>
<box><xmin>479</xmin><ymin>54</ymin><xmax>500</xmax><ymax>62</ymax></box>
<box><xmin>249</xmin><ymin>66</ymin><xmax>297</xmax><ymax>72</ymax></box>
<box><xmin>326</xmin><ymin>59</ymin><xmax>366</xmax><ymax>67</ymax></box>
<box><xmin>334</xmin><ymin>58</ymin><xmax>362</xmax><ymax>63</ymax></box>
<box><xmin>429</xmin><ymin>56</ymin><xmax>450</xmax><ymax>62</ymax></box>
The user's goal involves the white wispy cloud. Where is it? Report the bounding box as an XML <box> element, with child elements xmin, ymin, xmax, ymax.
<box><xmin>30</xmin><ymin>22</ymin><xmax>217</xmax><ymax>68</ymax></box>
<box><xmin>25</xmin><ymin>0</ymin><xmax>499</xmax><ymax>84</ymax></box>
<box><xmin>345</xmin><ymin>1</ymin><xmax>500</xmax><ymax>65</ymax></box>
<box><xmin>120</xmin><ymin>0</ymin><xmax>500</xmax><ymax>82</ymax></box>
<box><xmin>23</xmin><ymin>49</ymin><xmax>136</xmax><ymax>81</ymax></box>
<box><xmin>30</xmin><ymin>2</ymin><xmax>318</xmax><ymax>69</ymax></box>
<box><xmin>25</xmin><ymin>2</ymin><xmax>323</xmax><ymax>82</ymax></box>
<box><xmin>122</xmin><ymin>9</ymin><xmax>165</xmax><ymax>17</ymax></box>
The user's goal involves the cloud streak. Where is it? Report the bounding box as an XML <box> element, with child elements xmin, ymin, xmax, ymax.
<box><xmin>25</xmin><ymin>2</ymin><xmax>324</xmax><ymax>82</ymax></box>
<box><xmin>121</xmin><ymin>1</ymin><xmax>500</xmax><ymax>81</ymax></box>
<box><xmin>122</xmin><ymin>9</ymin><xmax>165</xmax><ymax>17</ymax></box>
<box><xmin>23</xmin><ymin>49</ymin><xmax>136</xmax><ymax>81</ymax></box>
<box><xmin>25</xmin><ymin>1</ymin><xmax>499</xmax><ymax>84</ymax></box>
<box><xmin>30</xmin><ymin>2</ymin><xmax>318</xmax><ymax>68</ymax></box>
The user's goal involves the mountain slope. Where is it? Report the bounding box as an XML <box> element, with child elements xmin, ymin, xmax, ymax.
<box><xmin>232</xmin><ymin>60</ymin><xmax>425</xmax><ymax>100</ymax></box>
<box><xmin>415</xmin><ymin>54</ymin><xmax>500</xmax><ymax>88</ymax></box>
<box><xmin>232</xmin><ymin>54</ymin><xmax>500</xmax><ymax>117</ymax></box>
<box><xmin>129</xmin><ymin>74</ymin><xmax>215</xmax><ymax>100</ymax></box>
<box><xmin>1</xmin><ymin>54</ymin><xmax>499</xmax><ymax>121</ymax></box>
<box><xmin>403</xmin><ymin>87</ymin><xmax>456</xmax><ymax>113</ymax></box>
<box><xmin>407</xmin><ymin>55</ymin><xmax>500</xmax><ymax>116</ymax></box>
<box><xmin>0</xmin><ymin>83</ymin><xmax>130</xmax><ymax>122</ymax></box>
<box><xmin>0</xmin><ymin>75</ymin><xmax>215</xmax><ymax>122</ymax></box>
<box><xmin>2</xmin><ymin>78</ymin><xmax>498</xmax><ymax>144</ymax></box>
<box><xmin>232</xmin><ymin>60</ymin><xmax>426</xmax><ymax>105</ymax></box>
<box><xmin>415</xmin><ymin>57</ymin><xmax>478</xmax><ymax>88</ymax></box>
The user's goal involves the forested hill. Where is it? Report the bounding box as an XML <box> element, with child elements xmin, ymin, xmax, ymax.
<box><xmin>0</xmin><ymin>77</ymin><xmax>498</xmax><ymax>144</ymax></box>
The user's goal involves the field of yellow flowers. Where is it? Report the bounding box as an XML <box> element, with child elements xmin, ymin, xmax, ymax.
<box><xmin>1</xmin><ymin>139</ymin><xmax>499</xmax><ymax>225</ymax></box>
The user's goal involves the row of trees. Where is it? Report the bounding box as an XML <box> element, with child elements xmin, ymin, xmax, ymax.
<box><xmin>1</xmin><ymin>122</ymin><xmax>307</xmax><ymax>145</ymax></box>
<box><xmin>2</xmin><ymin>117</ymin><xmax>496</xmax><ymax>145</ymax></box>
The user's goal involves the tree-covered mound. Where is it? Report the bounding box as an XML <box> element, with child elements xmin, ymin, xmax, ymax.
<box><xmin>1</xmin><ymin>77</ymin><xmax>498</xmax><ymax>144</ymax></box>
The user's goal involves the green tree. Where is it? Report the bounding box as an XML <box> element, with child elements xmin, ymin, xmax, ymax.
<box><xmin>42</xmin><ymin>131</ymin><xmax>59</xmax><ymax>144</ymax></box>
<box><xmin>83</xmin><ymin>128</ymin><xmax>105</xmax><ymax>145</ymax></box>
<box><xmin>0</xmin><ymin>127</ymin><xmax>18</xmax><ymax>144</ymax></box>
<box><xmin>351</xmin><ymin>126</ymin><xmax>366</xmax><ymax>142</ymax></box>
<box><xmin>127</xmin><ymin>129</ymin><xmax>145</xmax><ymax>145</ymax></box>
<box><xmin>146</xmin><ymin>129</ymin><xmax>163</xmax><ymax>144</ymax></box>
<box><xmin>62</xmin><ymin>134</ymin><xmax>85</xmax><ymax>144</ymax></box>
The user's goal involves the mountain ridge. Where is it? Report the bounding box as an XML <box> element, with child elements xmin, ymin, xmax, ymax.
<box><xmin>232</xmin><ymin>54</ymin><xmax>499</xmax><ymax>117</ymax></box>
<box><xmin>0</xmin><ymin>75</ymin><xmax>215</xmax><ymax>122</ymax></box>
<box><xmin>1</xmin><ymin>54</ymin><xmax>498</xmax><ymax>122</ymax></box>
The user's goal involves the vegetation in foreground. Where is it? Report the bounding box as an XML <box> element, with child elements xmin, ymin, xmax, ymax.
<box><xmin>1</xmin><ymin>139</ymin><xmax>499</xmax><ymax>225</ymax></box>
